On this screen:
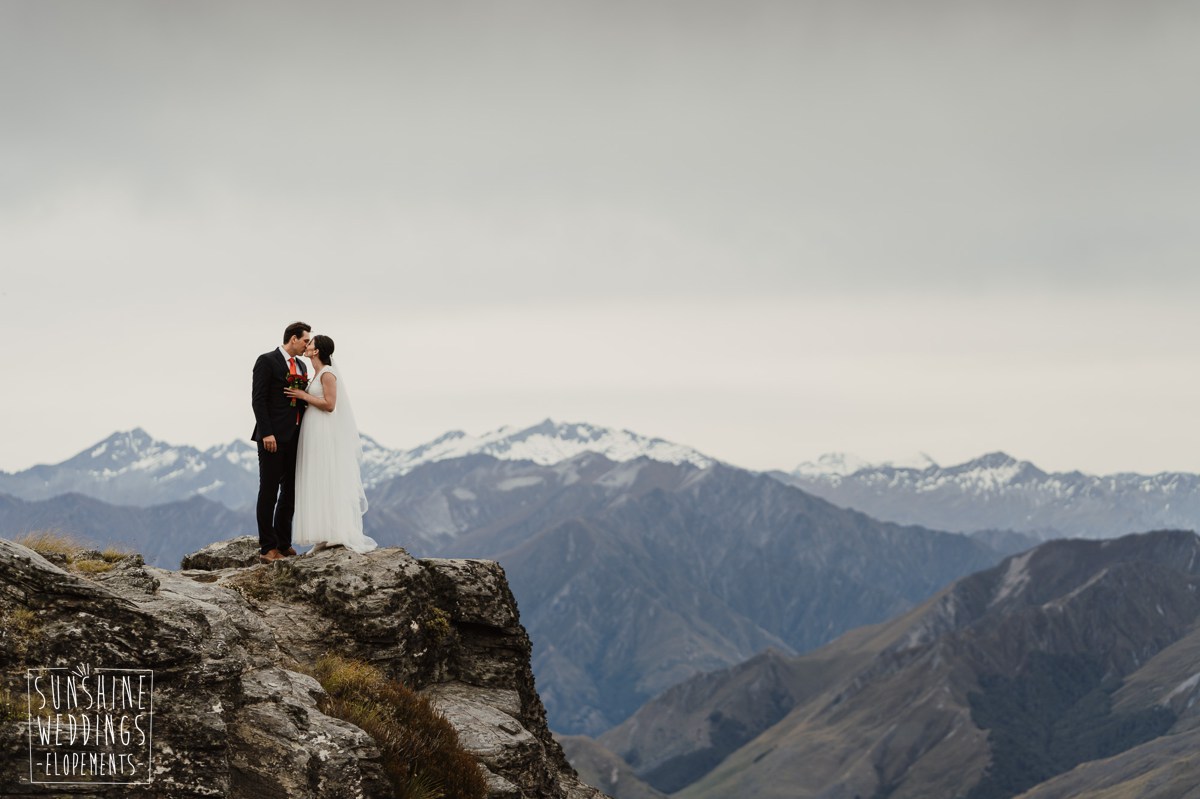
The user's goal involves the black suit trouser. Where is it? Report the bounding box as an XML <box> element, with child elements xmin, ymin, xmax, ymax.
<box><xmin>256</xmin><ymin>434</ymin><xmax>298</xmax><ymax>554</ymax></box>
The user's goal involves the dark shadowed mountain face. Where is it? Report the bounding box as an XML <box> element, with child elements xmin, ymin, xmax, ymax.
<box><xmin>780</xmin><ymin>451</ymin><xmax>1200</xmax><ymax>540</ymax></box>
<box><xmin>602</xmin><ymin>530</ymin><xmax>1200</xmax><ymax>799</ymax></box>
<box><xmin>363</xmin><ymin>454</ymin><xmax>1004</xmax><ymax>735</ymax></box>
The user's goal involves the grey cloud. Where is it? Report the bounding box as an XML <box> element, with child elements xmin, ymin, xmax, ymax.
<box><xmin>2</xmin><ymin>0</ymin><xmax>1198</xmax><ymax>301</ymax></box>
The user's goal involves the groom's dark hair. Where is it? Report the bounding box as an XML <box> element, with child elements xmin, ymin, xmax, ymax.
<box><xmin>283</xmin><ymin>321</ymin><xmax>311</xmax><ymax>344</ymax></box>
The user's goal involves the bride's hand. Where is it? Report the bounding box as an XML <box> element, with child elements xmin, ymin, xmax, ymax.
<box><xmin>283</xmin><ymin>388</ymin><xmax>308</xmax><ymax>401</ymax></box>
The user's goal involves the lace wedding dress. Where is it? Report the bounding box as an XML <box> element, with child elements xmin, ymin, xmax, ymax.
<box><xmin>292</xmin><ymin>365</ymin><xmax>376</xmax><ymax>553</ymax></box>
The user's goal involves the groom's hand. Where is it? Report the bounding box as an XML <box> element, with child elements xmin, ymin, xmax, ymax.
<box><xmin>262</xmin><ymin>435</ymin><xmax>278</xmax><ymax>453</ymax></box>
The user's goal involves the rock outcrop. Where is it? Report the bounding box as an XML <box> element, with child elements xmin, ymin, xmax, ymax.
<box><xmin>0</xmin><ymin>535</ymin><xmax>606</xmax><ymax>799</ymax></box>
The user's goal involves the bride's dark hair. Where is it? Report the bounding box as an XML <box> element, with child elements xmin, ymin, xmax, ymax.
<box><xmin>312</xmin><ymin>334</ymin><xmax>335</xmax><ymax>364</ymax></box>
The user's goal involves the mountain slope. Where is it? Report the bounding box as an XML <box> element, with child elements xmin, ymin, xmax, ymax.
<box><xmin>0</xmin><ymin>491</ymin><xmax>254</xmax><ymax>567</ymax></box>
<box><xmin>362</xmin><ymin>453</ymin><xmax>1004</xmax><ymax>735</ymax></box>
<box><xmin>557</xmin><ymin>735</ymin><xmax>668</xmax><ymax>799</ymax></box>
<box><xmin>781</xmin><ymin>451</ymin><xmax>1200</xmax><ymax>539</ymax></box>
<box><xmin>1013</xmin><ymin>727</ymin><xmax>1200</xmax><ymax>799</ymax></box>
<box><xmin>597</xmin><ymin>648</ymin><xmax>850</xmax><ymax>793</ymax></box>
<box><xmin>655</xmin><ymin>530</ymin><xmax>1200</xmax><ymax>799</ymax></box>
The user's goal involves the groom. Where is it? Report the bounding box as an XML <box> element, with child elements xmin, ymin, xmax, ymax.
<box><xmin>251</xmin><ymin>321</ymin><xmax>311</xmax><ymax>563</ymax></box>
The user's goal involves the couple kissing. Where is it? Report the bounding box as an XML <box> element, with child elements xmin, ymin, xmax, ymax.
<box><xmin>250</xmin><ymin>321</ymin><xmax>376</xmax><ymax>564</ymax></box>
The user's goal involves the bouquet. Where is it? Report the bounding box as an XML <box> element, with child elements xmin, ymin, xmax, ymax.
<box><xmin>286</xmin><ymin>374</ymin><xmax>309</xmax><ymax>407</ymax></box>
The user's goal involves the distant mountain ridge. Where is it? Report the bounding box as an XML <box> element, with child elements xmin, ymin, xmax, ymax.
<box><xmin>0</xmin><ymin>419</ymin><xmax>716</xmax><ymax>510</ymax></box>
<box><xmin>9</xmin><ymin>428</ymin><xmax>1200</xmax><ymax>546</ymax></box>
<box><xmin>780</xmin><ymin>450</ymin><xmax>1200</xmax><ymax>540</ymax></box>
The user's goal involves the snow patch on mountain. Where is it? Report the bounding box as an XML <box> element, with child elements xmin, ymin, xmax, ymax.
<box><xmin>359</xmin><ymin>419</ymin><xmax>714</xmax><ymax>485</ymax></box>
<box><xmin>1165</xmin><ymin>672</ymin><xmax>1200</xmax><ymax>703</ymax></box>
<box><xmin>1</xmin><ymin>420</ymin><xmax>715</xmax><ymax>507</ymax></box>
<box><xmin>421</xmin><ymin>419</ymin><xmax>711</xmax><ymax>470</ymax></box>
<box><xmin>991</xmin><ymin>551</ymin><xmax>1034</xmax><ymax>606</ymax></box>
<box><xmin>785</xmin><ymin>450</ymin><xmax>1200</xmax><ymax>541</ymax></box>
<box><xmin>497</xmin><ymin>476</ymin><xmax>545</xmax><ymax>492</ymax></box>
<box><xmin>793</xmin><ymin>452</ymin><xmax>938</xmax><ymax>479</ymax></box>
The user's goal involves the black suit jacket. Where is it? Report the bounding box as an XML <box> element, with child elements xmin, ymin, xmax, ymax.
<box><xmin>251</xmin><ymin>349</ymin><xmax>308</xmax><ymax>443</ymax></box>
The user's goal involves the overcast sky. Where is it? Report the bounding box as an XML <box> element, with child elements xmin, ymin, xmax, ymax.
<box><xmin>3</xmin><ymin>0</ymin><xmax>1199</xmax><ymax>475</ymax></box>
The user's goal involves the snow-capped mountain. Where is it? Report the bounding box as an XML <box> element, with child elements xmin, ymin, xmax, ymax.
<box><xmin>0</xmin><ymin>429</ymin><xmax>261</xmax><ymax>510</ymax></box>
<box><xmin>0</xmin><ymin>420</ymin><xmax>716</xmax><ymax>510</ymax></box>
<box><xmin>13</xmin><ymin>424</ymin><xmax>1197</xmax><ymax>544</ymax></box>
<box><xmin>778</xmin><ymin>451</ymin><xmax>1200</xmax><ymax>539</ymax></box>
<box><xmin>360</xmin><ymin>419</ymin><xmax>714</xmax><ymax>486</ymax></box>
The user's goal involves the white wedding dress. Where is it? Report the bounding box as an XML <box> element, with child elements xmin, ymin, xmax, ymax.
<box><xmin>292</xmin><ymin>365</ymin><xmax>376</xmax><ymax>553</ymax></box>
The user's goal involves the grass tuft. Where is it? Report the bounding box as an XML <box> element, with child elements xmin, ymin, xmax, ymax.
<box><xmin>14</xmin><ymin>532</ymin><xmax>134</xmax><ymax>579</ymax></box>
<box><xmin>0</xmin><ymin>607</ymin><xmax>44</xmax><ymax>662</ymax></box>
<box><xmin>16</xmin><ymin>530</ymin><xmax>87</xmax><ymax>560</ymax></box>
<box><xmin>227</xmin><ymin>562</ymin><xmax>300</xmax><ymax>602</ymax></box>
<box><xmin>100</xmin><ymin>545</ymin><xmax>132</xmax><ymax>563</ymax></box>
<box><xmin>0</xmin><ymin>686</ymin><xmax>23</xmax><ymax>726</ymax></box>
<box><xmin>303</xmin><ymin>654</ymin><xmax>488</xmax><ymax>799</ymax></box>
<box><xmin>71</xmin><ymin>559</ymin><xmax>118</xmax><ymax>574</ymax></box>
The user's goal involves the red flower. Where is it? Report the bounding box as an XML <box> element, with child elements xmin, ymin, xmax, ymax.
<box><xmin>286</xmin><ymin>374</ymin><xmax>309</xmax><ymax>407</ymax></box>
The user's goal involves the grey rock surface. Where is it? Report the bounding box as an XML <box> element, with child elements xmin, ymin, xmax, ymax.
<box><xmin>0</xmin><ymin>536</ymin><xmax>607</xmax><ymax>799</ymax></box>
<box><xmin>179</xmin><ymin>535</ymin><xmax>262</xmax><ymax>571</ymax></box>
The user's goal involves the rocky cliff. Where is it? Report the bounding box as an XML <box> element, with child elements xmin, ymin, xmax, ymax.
<box><xmin>0</xmin><ymin>535</ymin><xmax>607</xmax><ymax>799</ymax></box>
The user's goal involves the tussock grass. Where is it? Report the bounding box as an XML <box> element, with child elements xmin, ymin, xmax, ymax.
<box><xmin>0</xmin><ymin>686</ymin><xmax>23</xmax><ymax>726</ymax></box>
<box><xmin>6</xmin><ymin>608</ymin><xmax>39</xmax><ymax>636</ymax></box>
<box><xmin>14</xmin><ymin>531</ymin><xmax>134</xmax><ymax>579</ymax></box>
<box><xmin>16</xmin><ymin>530</ymin><xmax>87</xmax><ymax>560</ymax></box>
<box><xmin>227</xmin><ymin>561</ymin><xmax>300</xmax><ymax>601</ymax></box>
<box><xmin>100</xmin><ymin>545</ymin><xmax>132</xmax><ymax>563</ymax></box>
<box><xmin>304</xmin><ymin>654</ymin><xmax>488</xmax><ymax>799</ymax></box>
<box><xmin>71</xmin><ymin>559</ymin><xmax>118</xmax><ymax>574</ymax></box>
<box><xmin>0</xmin><ymin>607</ymin><xmax>44</xmax><ymax>662</ymax></box>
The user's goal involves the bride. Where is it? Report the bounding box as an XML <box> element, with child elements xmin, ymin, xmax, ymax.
<box><xmin>283</xmin><ymin>334</ymin><xmax>376</xmax><ymax>553</ymax></box>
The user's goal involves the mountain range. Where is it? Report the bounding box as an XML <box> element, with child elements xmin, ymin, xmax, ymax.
<box><xmin>780</xmin><ymin>451</ymin><xmax>1200</xmax><ymax>540</ymax></box>
<box><xmin>8</xmin><ymin>428</ymin><xmax>1200</xmax><ymax>547</ymax></box>
<box><xmin>394</xmin><ymin>454</ymin><xmax>1004</xmax><ymax>734</ymax></box>
<box><xmin>5</xmin><ymin>421</ymin><xmax>1199</xmax><ymax>768</ymax></box>
<box><xmin>0</xmin><ymin>420</ymin><xmax>713</xmax><ymax>510</ymax></box>
<box><xmin>593</xmin><ymin>529</ymin><xmax>1200</xmax><ymax>798</ymax></box>
<box><xmin>0</xmin><ymin>422</ymin><xmax>1011</xmax><ymax>738</ymax></box>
